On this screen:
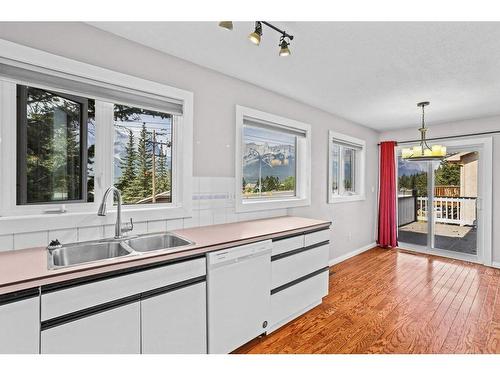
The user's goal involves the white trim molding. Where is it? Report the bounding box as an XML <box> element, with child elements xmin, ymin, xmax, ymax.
<box><xmin>235</xmin><ymin>105</ymin><xmax>311</xmax><ymax>213</ymax></box>
<box><xmin>328</xmin><ymin>130</ymin><xmax>366</xmax><ymax>204</ymax></box>
<box><xmin>329</xmin><ymin>242</ymin><xmax>377</xmax><ymax>266</ymax></box>
<box><xmin>0</xmin><ymin>40</ymin><xmax>193</xmax><ymax>235</ymax></box>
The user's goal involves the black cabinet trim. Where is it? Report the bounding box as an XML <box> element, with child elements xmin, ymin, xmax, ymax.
<box><xmin>140</xmin><ymin>275</ymin><xmax>206</xmax><ymax>300</ymax></box>
<box><xmin>271</xmin><ymin>240</ymin><xmax>329</xmax><ymax>262</ymax></box>
<box><xmin>40</xmin><ymin>275</ymin><xmax>206</xmax><ymax>331</ymax></box>
<box><xmin>0</xmin><ymin>287</ymin><xmax>39</xmax><ymax>307</ymax></box>
<box><xmin>271</xmin><ymin>225</ymin><xmax>330</xmax><ymax>242</ymax></box>
<box><xmin>41</xmin><ymin>294</ymin><xmax>140</xmax><ymax>331</ymax></box>
<box><xmin>270</xmin><ymin>267</ymin><xmax>329</xmax><ymax>295</ymax></box>
<box><xmin>41</xmin><ymin>255</ymin><xmax>205</xmax><ymax>294</ymax></box>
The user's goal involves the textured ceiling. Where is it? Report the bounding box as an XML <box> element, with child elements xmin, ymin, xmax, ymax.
<box><xmin>89</xmin><ymin>22</ymin><xmax>500</xmax><ymax>130</ymax></box>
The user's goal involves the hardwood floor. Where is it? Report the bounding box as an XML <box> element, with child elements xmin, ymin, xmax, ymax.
<box><xmin>235</xmin><ymin>247</ymin><xmax>500</xmax><ymax>354</ymax></box>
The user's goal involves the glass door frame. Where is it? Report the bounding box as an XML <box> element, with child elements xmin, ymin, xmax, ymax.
<box><xmin>396</xmin><ymin>137</ymin><xmax>493</xmax><ymax>266</ymax></box>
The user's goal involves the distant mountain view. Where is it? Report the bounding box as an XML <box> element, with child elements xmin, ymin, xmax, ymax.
<box><xmin>242</xmin><ymin>125</ymin><xmax>296</xmax><ymax>197</ymax></box>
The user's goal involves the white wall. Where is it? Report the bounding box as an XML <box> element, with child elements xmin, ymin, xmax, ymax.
<box><xmin>380</xmin><ymin>115</ymin><xmax>500</xmax><ymax>263</ymax></box>
<box><xmin>0</xmin><ymin>22</ymin><xmax>379</xmax><ymax>260</ymax></box>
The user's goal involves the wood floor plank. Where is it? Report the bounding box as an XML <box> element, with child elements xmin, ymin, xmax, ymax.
<box><xmin>233</xmin><ymin>248</ymin><xmax>500</xmax><ymax>354</ymax></box>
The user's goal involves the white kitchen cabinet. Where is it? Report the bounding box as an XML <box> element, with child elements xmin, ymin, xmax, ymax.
<box><xmin>41</xmin><ymin>301</ymin><xmax>141</xmax><ymax>354</ymax></box>
<box><xmin>0</xmin><ymin>290</ymin><xmax>40</xmax><ymax>354</ymax></box>
<box><xmin>142</xmin><ymin>281</ymin><xmax>207</xmax><ymax>354</ymax></box>
<box><xmin>269</xmin><ymin>269</ymin><xmax>329</xmax><ymax>332</ymax></box>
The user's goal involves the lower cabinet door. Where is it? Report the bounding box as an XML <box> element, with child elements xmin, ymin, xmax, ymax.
<box><xmin>41</xmin><ymin>301</ymin><xmax>141</xmax><ymax>354</ymax></box>
<box><xmin>141</xmin><ymin>281</ymin><xmax>207</xmax><ymax>354</ymax></box>
<box><xmin>0</xmin><ymin>295</ymin><xmax>40</xmax><ymax>354</ymax></box>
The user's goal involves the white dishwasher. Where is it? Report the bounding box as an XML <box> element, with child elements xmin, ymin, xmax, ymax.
<box><xmin>207</xmin><ymin>240</ymin><xmax>272</xmax><ymax>354</ymax></box>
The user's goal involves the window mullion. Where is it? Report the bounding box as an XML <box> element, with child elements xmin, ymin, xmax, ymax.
<box><xmin>339</xmin><ymin>146</ymin><xmax>345</xmax><ymax>196</ymax></box>
<box><xmin>94</xmin><ymin>101</ymin><xmax>114</xmax><ymax>206</ymax></box>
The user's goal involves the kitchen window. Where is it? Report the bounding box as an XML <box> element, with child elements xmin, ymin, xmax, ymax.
<box><xmin>16</xmin><ymin>86</ymin><xmax>95</xmax><ymax>205</ymax></box>
<box><xmin>235</xmin><ymin>105</ymin><xmax>311</xmax><ymax>212</ymax></box>
<box><xmin>328</xmin><ymin>130</ymin><xmax>366</xmax><ymax>203</ymax></box>
<box><xmin>0</xmin><ymin>40</ymin><xmax>193</xmax><ymax>229</ymax></box>
<box><xmin>113</xmin><ymin>105</ymin><xmax>173</xmax><ymax>205</ymax></box>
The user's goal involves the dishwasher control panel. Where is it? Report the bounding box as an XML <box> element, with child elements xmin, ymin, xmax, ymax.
<box><xmin>208</xmin><ymin>240</ymin><xmax>272</xmax><ymax>265</ymax></box>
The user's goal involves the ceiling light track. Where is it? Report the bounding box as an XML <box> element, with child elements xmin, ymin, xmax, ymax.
<box><xmin>218</xmin><ymin>21</ymin><xmax>295</xmax><ymax>56</ymax></box>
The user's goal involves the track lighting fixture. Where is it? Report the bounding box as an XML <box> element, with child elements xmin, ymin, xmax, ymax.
<box><xmin>279</xmin><ymin>35</ymin><xmax>291</xmax><ymax>56</ymax></box>
<box><xmin>218</xmin><ymin>21</ymin><xmax>233</xmax><ymax>31</ymax></box>
<box><xmin>218</xmin><ymin>21</ymin><xmax>294</xmax><ymax>56</ymax></box>
<box><xmin>248</xmin><ymin>22</ymin><xmax>263</xmax><ymax>45</ymax></box>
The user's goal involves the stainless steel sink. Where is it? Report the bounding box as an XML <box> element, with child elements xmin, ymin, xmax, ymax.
<box><xmin>48</xmin><ymin>240</ymin><xmax>135</xmax><ymax>270</ymax></box>
<box><xmin>47</xmin><ymin>233</ymin><xmax>194</xmax><ymax>270</ymax></box>
<box><xmin>123</xmin><ymin>233</ymin><xmax>193</xmax><ymax>253</ymax></box>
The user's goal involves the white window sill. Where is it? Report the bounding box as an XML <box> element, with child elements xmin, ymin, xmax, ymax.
<box><xmin>329</xmin><ymin>194</ymin><xmax>366</xmax><ymax>204</ymax></box>
<box><xmin>0</xmin><ymin>205</ymin><xmax>192</xmax><ymax>236</ymax></box>
<box><xmin>236</xmin><ymin>196</ymin><xmax>310</xmax><ymax>213</ymax></box>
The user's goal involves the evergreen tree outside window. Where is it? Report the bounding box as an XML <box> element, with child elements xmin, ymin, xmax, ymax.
<box><xmin>16</xmin><ymin>86</ymin><xmax>94</xmax><ymax>204</ymax></box>
<box><xmin>113</xmin><ymin>105</ymin><xmax>172</xmax><ymax>205</ymax></box>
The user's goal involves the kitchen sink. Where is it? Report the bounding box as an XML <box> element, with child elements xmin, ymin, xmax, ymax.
<box><xmin>47</xmin><ymin>233</ymin><xmax>194</xmax><ymax>270</ymax></box>
<box><xmin>123</xmin><ymin>233</ymin><xmax>193</xmax><ymax>253</ymax></box>
<box><xmin>48</xmin><ymin>240</ymin><xmax>135</xmax><ymax>270</ymax></box>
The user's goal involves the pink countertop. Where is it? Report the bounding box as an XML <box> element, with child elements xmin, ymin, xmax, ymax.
<box><xmin>0</xmin><ymin>216</ymin><xmax>330</xmax><ymax>295</ymax></box>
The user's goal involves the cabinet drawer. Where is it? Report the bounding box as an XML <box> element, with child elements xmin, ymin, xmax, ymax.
<box><xmin>270</xmin><ymin>269</ymin><xmax>328</xmax><ymax>332</ymax></box>
<box><xmin>42</xmin><ymin>257</ymin><xmax>206</xmax><ymax>320</ymax></box>
<box><xmin>41</xmin><ymin>301</ymin><xmax>140</xmax><ymax>354</ymax></box>
<box><xmin>272</xmin><ymin>235</ymin><xmax>304</xmax><ymax>257</ymax></box>
<box><xmin>304</xmin><ymin>229</ymin><xmax>330</xmax><ymax>247</ymax></box>
<box><xmin>271</xmin><ymin>244</ymin><xmax>329</xmax><ymax>289</ymax></box>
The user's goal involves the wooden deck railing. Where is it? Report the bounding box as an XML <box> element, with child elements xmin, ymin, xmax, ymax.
<box><xmin>398</xmin><ymin>195</ymin><xmax>477</xmax><ymax>226</ymax></box>
<box><xmin>417</xmin><ymin>196</ymin><xmax>476</xmax><ymax>226</ymax></box>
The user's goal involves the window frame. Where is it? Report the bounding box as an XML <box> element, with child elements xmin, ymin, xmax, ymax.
<box><xmin>328</xmin><ymin>130</ymin><xmax>366</xmax><ymax>204</ymax></box>
<box><xmin>16</xmin><ymin>85</ymin><xmax>90</xmax><ymax>206</ymax></box>
<box><xmin>235</xmin><ymin>105</ymin><xmax>311</xmax><ymax>213</ymax></box>
<box><xmin>0</xmin><ymin>40</ymin><xmax>193</xmax><ymax>235</ymax></box>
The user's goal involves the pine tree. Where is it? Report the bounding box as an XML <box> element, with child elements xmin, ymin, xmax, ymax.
<box><xmin>116</xmin><ymin>129</ymin><xmax>137</xmax><ymax>202</ymax></box>
<box><xmin>156</xmin><ymin>144</ymin><xmax>171</xmax><ymax>196</ymax></box>
<box><xmin>131</xmin><ymin>123</ymin><xmax>153</xmax><ymax>202</ymax></box>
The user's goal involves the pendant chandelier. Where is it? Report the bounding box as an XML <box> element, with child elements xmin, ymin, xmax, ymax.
<box><xmin>401</xmin><ymin>101</ymin><xmax>447</xmax><ymax>161</ymax></box>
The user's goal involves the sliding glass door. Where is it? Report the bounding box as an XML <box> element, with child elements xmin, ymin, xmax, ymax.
<box><xmin>397</xmin><ymin>144</ymin><xmax>482</xmax><ymax>261</ymax></box>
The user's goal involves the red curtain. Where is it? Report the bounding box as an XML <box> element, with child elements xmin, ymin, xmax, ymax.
<box><xmin>378</xmin><ymin>141</ymin><xmax>398</xmax><ymax>248</ymax></box>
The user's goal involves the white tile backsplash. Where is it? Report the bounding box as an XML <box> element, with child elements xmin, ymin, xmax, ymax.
<box><xmin>78</xmin><ymin>226</ymin><xmax>104</xmax><ymax>242</ymax></box>
<box><xmin>0</xmin><ymin>234</ymin><xmax>14</xmax><ymax>252</ymax></box>
<box><xmin>49</xmin><ymin>229</ymin><xmax>78</xmax><ymax>244</ymax></box>
<box><xmin>166</xmin><ymin>218</ymin><xmax>183</xmax><ymax>231</ymax></box>
<box><xmin>147</xmin><ymin>220</ymin><xmax>167</xmax><ymax>233</ymax></box>
<box><xmin>1</xmin><ymin>177</ymin><xmax>289</xmax><ymax>251</ymax></box>
<box><xmin>14</xmin><ymin>231</ymin><xmax>49</xmax><ymax>250</ymax></box>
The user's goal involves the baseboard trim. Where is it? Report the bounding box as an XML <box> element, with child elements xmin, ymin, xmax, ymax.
<box><xmin>492</xmin><ymin>261</ymin><xmax>500</xmax><ymax>269</ymax></box>
<box><xmin>328</xmin><ymin>242</ymin><xmax>377</xmax><ymax>266</ymax></box>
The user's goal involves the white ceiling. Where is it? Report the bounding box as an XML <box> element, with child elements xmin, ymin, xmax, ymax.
<box><xmin>89</xmin><ymin>22</ymin><xmax>500</xmax><ymax>131</ymax></box>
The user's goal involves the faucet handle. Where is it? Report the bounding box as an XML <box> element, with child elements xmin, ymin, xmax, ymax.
<box><xmin>122</xmin><ymin>218</ymin><xmax>134</xmax><ymax>233</ymax></box>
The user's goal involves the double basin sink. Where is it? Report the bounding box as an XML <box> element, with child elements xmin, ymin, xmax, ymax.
<box><xmin>48</xmin><ymin>233</ymin><xmax>194</xmax><ymax>270</ymax></box>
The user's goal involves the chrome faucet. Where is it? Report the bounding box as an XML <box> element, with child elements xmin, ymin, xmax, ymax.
<box><xmin>98</xmin><ymin>186</ymin><xmax>134</xmax><ymax>239</ymax></box>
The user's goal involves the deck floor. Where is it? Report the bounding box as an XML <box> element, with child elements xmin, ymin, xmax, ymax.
<box><xmin>398</xmin><ymin>222</ymin><xmax>477</xmax><ymax>255</ymax></box>
<box><xmin>235</xmin><ymin>248</ymin><xmax>500</xmax><ymax>354</ymax></box>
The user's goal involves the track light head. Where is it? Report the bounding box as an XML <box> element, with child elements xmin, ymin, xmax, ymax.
<box><xmin>279</xmin><ymin>35</ymin><xmax>291</xmax><ymax>56</ymax></box>
<box><xmin>218</xmin><ymin>21</ymin><xmax>233</xmax><ymax>31</ymax></box>
<box><xmin>248</xmin><ymin>22</ymin><xmax>263</xmax><ymax>45</ymax></box>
